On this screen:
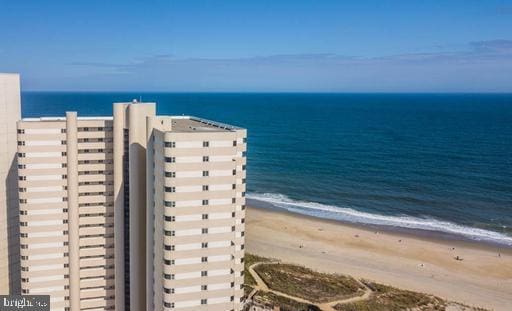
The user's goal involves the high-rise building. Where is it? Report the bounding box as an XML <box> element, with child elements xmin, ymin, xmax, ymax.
<box><xmin>16</xmin><ymin>101</ymin><xmax>247</xmax><ymax>311</ymax></box>
<box><xmin>0</xmin><ymin>73</ymin><xmax>21</xmax><ymax>295</ymax></box>
<box><xmin>17</xmin><ymin>114</ymin><xmax>117</xmax><ymax>310</ymax></box>
<box><xmin>146</xmin><ymin>116</ymin><xmax>247</xmax><ymax>311</ymax></box>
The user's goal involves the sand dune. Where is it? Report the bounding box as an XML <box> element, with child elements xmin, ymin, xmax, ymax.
<box><xmin>245</xmin><ymin>207</ymin><xmax>512</xmax><ymax>311</ymax></box>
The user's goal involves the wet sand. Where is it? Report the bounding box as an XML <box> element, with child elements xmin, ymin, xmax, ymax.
<box><xmin>245</xmin><ymin>206</ymin><xmax>512</xmax><ymax>310</ymax></box>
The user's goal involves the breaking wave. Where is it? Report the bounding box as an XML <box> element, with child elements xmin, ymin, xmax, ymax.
<box><xmin>247</xmin><ymin>192</ymin><xmax>512</xmax><ymax>246</ymax></box>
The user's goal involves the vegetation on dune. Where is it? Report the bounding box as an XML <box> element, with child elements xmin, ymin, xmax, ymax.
<box><xmin>253</xmin><ymin>291</ymin><xmax>321</xmax><ymax>311</ymax></box>
<box><xmin>334</xmin><ymin>281</ymin><xmax>465</xmax><ymax>311</ymax></box>
<box><xmin>243</xmin><ymin>284</ymin><xmax>253</xmax><ymax>297</ymax></box>
<box><xmin>244</xmin><ymin>253</ymin><xmax>271</xmax><ymax>286</ymax></box>
<box><xmin>243</xmin><ymin>253</ymin><xmax>488</xmax><ymax>311</ymax></box>
<box><xmin>254</xmin><ymin>262</ymin><xmax>365</xmax><ymax>303</ymax></box>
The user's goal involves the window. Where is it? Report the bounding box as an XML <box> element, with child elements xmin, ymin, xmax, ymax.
<box><xmin>232</xmin><ymin>212</ymin><xmax>236</xmax><ymax>218</ymax></box>
<box><xmin>232</xmin><ymin>184</ymin><xmax>236</xmax><ymax>190</ymax></box>
<box><xmin>232</xmin><ymin>198</ymin><xmax>236</xmax><ymax>204</ymax></box>
<box><xmin>165</xmin><ymin>172</ymin><xmax>175</xmax><ymax>178</ymax></box>
<box><xmin>202</xmin><ymin>228</ymin><xmax>208</xmax><ymax>234</ymax></box>
<box><xmin>164</xmin><ymin>288</ymin><xmax>174</xmax><ymax>294</ymax></box>
<box><xmin>201</xmin><ymin>256</ymin><xmax>208</xmax><ymax>262</ymax></box>
<box><xmin>201</xmin><ymin>271</ymin><xmax>208</xmax><ymax>277</ymax></box>
<box><xmin>202</xmin><ymin>214</ymin><xmax>208</xmax><ymax>220</ymax></box>
<box><xmin>201</xmin><ymin>285</ymin><xmax>207</xmax><ymax>290</ymax></box>
<box><xmin>18</xmin><ymin>141</ymin><xmax>25</xmax><ymax>146</ymax></box>
<box><xmin>233</xmin><ymin>140</ymin><xmax>237</xmax><ymax>146</ymax></box>
<box><xmin>165</xmin><ymin>216</ymin><xmax>175</xmax><ymax>222</ymax></box>
<box><xmin>17</xmin><ymin>153</ymin><xmax>25</xmax><ymax>158</ymax></box>
<box><xmin>164</xmin><ymin>274</ymin><xmax>174</xmax><ymax>280</ymax></box>
<box><xmin>243</xmin><ymin>137</ymin><xmax>247</xmax><ymax>143</ymax></box>
<box><xmin>164</xmin><ymin>141</ymin><xmax>175</xmax><ymax>148</ymax></box>
<box><xmin>202</xmin><ymin>200</ymin><xmax>208</xmax><ymax>206</ymax></box>
<box><xmin>165</xmin><ymin>245</ymin><xmax>175</xmax><ymax>251</ymax></box>
<box><xmin>167</xmin><ymin>156</ymin><xmax>176</xmax><ymax>163</ymax></box>
<box><xmin>201</xmin><ymin>242</ymin><xmax>208</xmax><ymax>248</ymax></box>
<box><xmin>203</xmin><ymin>141</ymin><xmax>209</xmax><ymax>147</ymax></box>
<box><xmin>242</xmin><ymin>151</ymin><xmax>247</xmax><ymax>157</ymax></box>
<box><xmin>203</xmin><ymin>156</ymin><xmax>209</xmax><ymax>162</ymax></box>
<box><xmin>165</xmin><ymin>187</ymin><xmax>175</xmax><ymax>193</ymax></box>
<box><xmin>165</xmin><ymin>231</ymin><xmax>175</xmax><ymax>237</ymax></box>
<box><xmin>202</xmin><ymin>171</ymin><xmax>209</xmax><ymax>177</ymax></box>
<box><xmin>232</xmin><ymin>169</ymin><xmax>236</xmax><ymax>176</ymax></box>
<box><xmin>202</xmin><ymin>185</ymin><xmax>208</xmax><ymax>191</ymax></box>
<box><xmin>164</xmin><ymin>201</ymin><xmax>175</xmax><ymax>207</ymax></box>
<box><xmin>17</xmin><ymin>129</ymin><xmax>24</xmax><ymax>134</ymax></box>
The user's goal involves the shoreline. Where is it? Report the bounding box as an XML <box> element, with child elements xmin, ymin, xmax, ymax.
<box><xmin>245</xmin><ymin>206</ymin><xmax>512</xmax><ymax>310</ymax></box>
<box><xmin>247</xmin><ymin>198</ymin><xmax>512</xmax><ymax>249</ymax></box>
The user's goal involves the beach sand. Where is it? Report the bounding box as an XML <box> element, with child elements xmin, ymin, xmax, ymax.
<box><xmin>245</xmin><ymin>206</ymin><xmax>512</xmax><ymax>311</ymax></box>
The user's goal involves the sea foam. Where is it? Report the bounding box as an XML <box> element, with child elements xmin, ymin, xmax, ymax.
<box><xmin>247</xmin><ymin>192</ymin><xmax>512</xmax><ymax>246</ymax></box>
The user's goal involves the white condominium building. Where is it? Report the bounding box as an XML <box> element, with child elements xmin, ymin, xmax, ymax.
<box><xmin>15</xmin><ymin>100</ymin><xmax>247</xmax><ymax>311</ymax></box>
<box><xmin>147</xmin><ymin>116</ymin><xmax>247</xmax><ymax>311</ymax></box>
<box><xmin>17</xmin><ymin>114</ymin><xmax>116</xmax><ymax>310</ymax></box>
<box><xmin>0</xmin><ymin>73</ymin><xmax>21</xmax><ymax>295</ymax></box>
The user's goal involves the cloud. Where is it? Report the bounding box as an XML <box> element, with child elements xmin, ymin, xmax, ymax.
<box><xmin>57</xmin><ymin>39</ymin><xmax>512</xmax><ymax>92</ymax></box>
<box><xmin>469</xmin><ymin>40</ymin><xmax>512</xmax><ymax>54</ymax></box>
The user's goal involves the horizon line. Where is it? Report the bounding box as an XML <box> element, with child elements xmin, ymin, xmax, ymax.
<box><xmin>21</xmin><ymin>90</ymin><xmax>512</xmax><ymax>95</ymax></box>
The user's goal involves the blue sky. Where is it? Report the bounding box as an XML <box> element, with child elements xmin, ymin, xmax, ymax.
<box><xmin>1</xmin><ymin>0</ymin><xmax>511</xmax><ymax>92</ymax></box>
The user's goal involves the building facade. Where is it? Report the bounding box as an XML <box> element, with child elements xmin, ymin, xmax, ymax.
<box><xmin>17</xmin><ymin>114</ymin><xmax>116</xmax><ymax>310</ymax></box>
<box><xmin>147</xmin><ymin>116</ymin><xmax>247</xmax><ymax>311</ymax></box>
<box><xmin>15</xmin><ymin>101</ymin><xmax>247</xmax><ymax>311</ymax></box>
<box><xmin>0</xmin><ymin>73</ymin><xmax>21</xmax><ymax>294</ymax></box>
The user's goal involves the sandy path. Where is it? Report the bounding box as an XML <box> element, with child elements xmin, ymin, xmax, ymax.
<box><xmin>248</xmin><ymin>261</ymin><xmax>372</xmax><ymax>311</ymax></box>
<box><xmin>245</xmin><ymin>207</ymin><xmax>512</xmax><ymax>311</ymax></box>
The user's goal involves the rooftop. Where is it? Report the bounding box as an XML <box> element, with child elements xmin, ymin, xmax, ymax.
<box><xmin>169</xmin><ymin>116</ymin><xmax>241</xmax><ymax>133</ymax></box>
<box><xmin>21</xmin><ymin>116</ymin><xmax>113</xmax><ymax>122</ymax></box>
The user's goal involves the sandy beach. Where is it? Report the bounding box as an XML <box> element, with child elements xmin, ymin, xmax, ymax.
<box><xmin>245</xmin><ymin>207</ymin><xmax>512</xmax><ymax>311</ymax></box>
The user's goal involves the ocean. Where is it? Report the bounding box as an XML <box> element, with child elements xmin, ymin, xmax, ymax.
<box><xmin>22</xmin><ymin>92</ymin><xmax>512</xmax><ymax>246</ymax></box>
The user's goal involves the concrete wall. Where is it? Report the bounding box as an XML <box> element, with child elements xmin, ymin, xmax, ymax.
<box><xmin>0</xmin><ymin>73</ymin><xmax>21</xmax><ymax>294</ymax></box>
<box><xmin>147</xmin><ymin>117</ymin><xmax>247</xmax><ymax>311</ymax></box>
<box><xmin>17</xmin><ymin>116</ymin><xmax>116</xmax><ymax>310</ymax></box>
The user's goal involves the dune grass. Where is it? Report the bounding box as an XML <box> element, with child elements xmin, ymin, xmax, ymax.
<box><xmin>334</xmin><ymin>281</ymin><xmax>447</xmax><ymax>311</ymax></box>
<box><xmin>254</xmin><ymin>262</ymin><xmax>365</xmax><ymax>303</ymax></box>
<box><xmin>244</xmin><ymin>253</ymin><xmax>271</xmax><ymax>286</ymax></box>
<box><xmin>253</xmin><ymin>291</ymin><xmax>321</xmax><ymax>311</ymax></box>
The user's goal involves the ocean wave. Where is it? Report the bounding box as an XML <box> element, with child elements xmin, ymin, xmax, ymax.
<box><xmin>247</xmin><ymin>192</ymin><xmax>512</xmax><ymax>246</ymax></box>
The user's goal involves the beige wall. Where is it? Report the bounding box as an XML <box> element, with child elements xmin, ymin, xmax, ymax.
<box><xmin>0</xmin><ymin>73</ymin><xmax>21</xmax><ymax>294</ymax></box>
<box><xmin>15</xmin><ymin>101</ymin><xmax>247</xmax><ymax>311</ymax></box>
<box><xmin>112</xmin><ymin>102</ymin><xmax>156</xmax><ymax>311</ymax></box>
<box><xmin>147</xmin><ymin>117</ymin><xmax>247</xmax><ymax>311</ymax></box>
<box><xmin>17</xmin><ymin>116</ymin><xmax>116</xmax><ymax>310</ymax></box>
